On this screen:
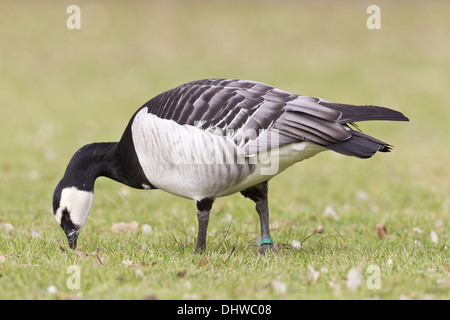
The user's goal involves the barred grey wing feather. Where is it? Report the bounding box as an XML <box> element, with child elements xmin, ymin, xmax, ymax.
<box><xmin>139</xmin><ymin>78</ymin><xmax>408</xmax><ymax>159</ymax></box>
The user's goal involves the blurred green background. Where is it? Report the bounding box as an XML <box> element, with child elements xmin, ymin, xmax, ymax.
<box><xmin>0</xmin><ymin>1</ymin><xmax>448</xmax><ymax>299</ymax></box>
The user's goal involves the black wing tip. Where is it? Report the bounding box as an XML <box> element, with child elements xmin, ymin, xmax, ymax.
<box><xmin>398</xmin><ymin>113</ymin><xmax>410</xmax><ymax>122</ymax></box>
<box><xmin>365</xmin><ymin>105</ymin><xmax>409</xmax><ymax>122</ymax></box>
<box><xmin>321</xmin><ymin>101</ymin><xmax>410</xmax><ymax>123</ymax></box>
<box><xmin>356</xmin><ymin>106</ymin><xmax>410</xmax><ymax>123</ymax></box>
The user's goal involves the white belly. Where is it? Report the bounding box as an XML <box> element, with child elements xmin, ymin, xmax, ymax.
<box><xmin>131</xmin><ymin>108</ymin><xmax>253</xmax><ymax>200</ymax></box>
<box><xmin>131</xmin><ymin>108</ymin><xmax>326</xmax><ymax>200</ymax></box>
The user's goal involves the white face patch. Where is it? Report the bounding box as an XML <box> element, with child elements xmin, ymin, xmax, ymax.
<box><xmin>54</xmin><ymin>187</ymin><xmax>94</xmax><ymax>229</ymax></box>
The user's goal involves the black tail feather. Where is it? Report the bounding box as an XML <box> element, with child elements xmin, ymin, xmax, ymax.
<box><xmin>326</xmin><ymin>130</ymin><xmax>392</xmax><ymax>159</ymax></box>
<box><xmin>319</xmin><ymin>102</ymin><xmax>408</xmax><ymax>158</ymax></box>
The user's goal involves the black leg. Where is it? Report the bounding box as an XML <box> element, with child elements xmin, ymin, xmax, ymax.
<box><xmin>195</xmin><ymin>198</ymin><xmax>214</xmax><ymax>252</ymax></box>
<box><xmin>240</xmin><ymin>181</ymin><xmax>273</xmax><ymax>254</ymax></box>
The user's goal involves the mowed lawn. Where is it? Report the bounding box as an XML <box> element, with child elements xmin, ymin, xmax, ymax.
<box><xmin>0</xmin><ymin>1</ymin><xmax>448</xmax><ymax>300</ymax></box>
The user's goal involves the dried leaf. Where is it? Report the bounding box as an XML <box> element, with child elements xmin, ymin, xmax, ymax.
<box><xmin>75</xmin><ymin>250</ymin><xmax>85</xmax><ymax>259</ymax></box>
<box><xmin>177</xmin><ymin>269</ymin><xmax>187</xmax><ymax>278</ymax></box>
<box><xmin>144</xmin><ymin>293</ymin><xmax>157</xmax><ymax>300</ymax></box>
<box><xmin>135</xmin><ymin>269</ymin><xmax>144</xmax><ymax>277</ymax></box>
<box><xmin>355</xmin><ymin>190</ymin><xmax>369</xmax><ymax>201</ymax></box>
<box><xmin>291</xmin><ymin>240</ymin><xmax>301</xmax><ymax>249</ymax></box>
<box><xmin>141</xmin><ymin>224</ymin><xmax>153</xmax><ymax>234</ymax></box>
<box><xmin>92</xmin><ymin>251</ymin><xmax>105</xmax><ymax>265</ymax></box>
<box><xmin>122</xmin><ymin>259</ymin><xmax>135</xmax><ymax>267</ymax></box>
<box><xmin>59</xmin><ymin>245</ymin><xmax>66</xmax><ymax>253</ymax></box>
<box><xmin>31</xmin><ymin>231</ymin><xmax>41</xmax><ymax>239</ymax></box>
<box><xmin>323</xmin><ymin>206</ymin><xmax>339</xmax><ymax>220</ymax></box>
<box><xmin>430</xmin><ymin>231</ymin><xmax>439</xmax><ymax>244</ymax></box>
<box><xmin>47</xmin><ymin>285</ymin><xmax>58</xmax><ymax>295</ymax></box>
<box><xmin>273</xmin><ymin>242</ymin><xmax>280</xmax><ymax>252</ymax></box>
<box><xmin>375</xmin><ymin>223</ymin><xmax>387</xmax><ymax>239</ymax></box>
<box><xmin>111</xmin><ymin>221</ymin><xmax>139</xmax><ymax>233</ymax></box>
<box><xmin>183</xmin><ymin>281</ymin><xmax>192</xmax><ymax>289</ymax></box>
<box><xmin>111</xmin><ymin>222</ymin><xmax>123</xmax><ymax>232</ymax></box>
<box><xmin>0</xmin><ymin>222</ymin><xmax>14</xmax><ymax>232</ymax></box>
<box><xmin>197</xmin><ymin>257</ymin><xmax>212</xmax><ymax>269</ymax></box>
<box><xmin>307</xmin><ymin>265</ymin><xmax>320</xmax><ymax>284</ymax></box>
<box><xmin>346</xmin><ymin>267</ymin><xmax>362</xmax><ymax>292</ymax></box>
<box><xmin>321</xmin><ymin>267</ymin><xmax>329</xmax><ymax>273</ymax></box>
<box><xmin>270</xmin><ymin>280</ymin><xmax>287</xmax><ymax>294</ymax></box>
<box><xmin>387</xmin><ymin>259</ymin><xmax>394</xmax><ymax>268</ymax></box>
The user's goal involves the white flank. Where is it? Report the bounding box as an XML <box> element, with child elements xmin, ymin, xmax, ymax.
<box><xmin>131</xmin><ymin>107</ymin><xmax>326</xmax><ymax>200</ymax></box>
<box><xmin>132</xmin><ymin>108</ymin><xmax>247</xmax><ymax>200</ymax></box>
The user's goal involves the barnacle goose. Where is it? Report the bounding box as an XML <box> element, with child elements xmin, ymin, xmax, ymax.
<box><xmin>52</xmin><ymin>78</ymin><xmax>408</xmax><ymax>253</ymax></box>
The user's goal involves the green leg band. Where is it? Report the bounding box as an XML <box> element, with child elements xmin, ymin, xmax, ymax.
<box><xmin>260</xmin><ymin>238</ymin><xmax>273</xmax><ymax>246</ymax></box>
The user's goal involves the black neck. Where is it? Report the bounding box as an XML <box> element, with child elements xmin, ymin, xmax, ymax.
<box><xmin>62</xmin><ymin>140</ymin><xmax>155</xmax><ymax>191</ymax></box>
<box><xmin>63</xmin><ymin>142</ymin><xmax>128</xmax><ymax>189</ymax></box>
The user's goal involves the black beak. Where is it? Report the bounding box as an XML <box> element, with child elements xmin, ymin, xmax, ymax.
<box><xmin>60</xmin><ymin>208</ymin><xmax>80</xmax><ymax>250</ymax></box>
<box><xmin>65</xmin><ymin>230</ymin><xmax>79</xmax><ymax>250</ymax></box>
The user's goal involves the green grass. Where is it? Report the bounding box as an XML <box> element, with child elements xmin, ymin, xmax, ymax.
<box><xmin>0</xmin><ymin>1</ymin><xmax>449</xmax><ymax>300</ymax></box>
